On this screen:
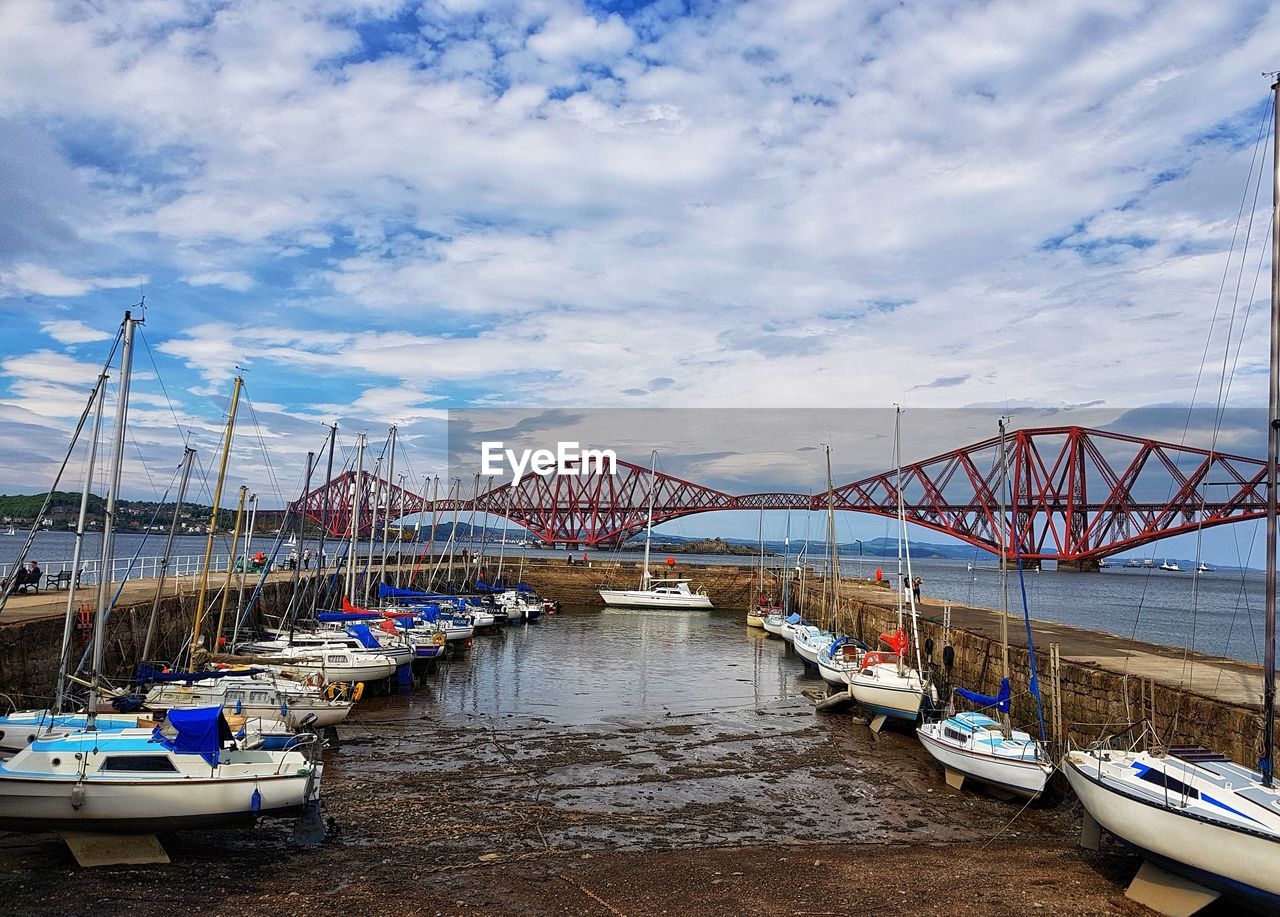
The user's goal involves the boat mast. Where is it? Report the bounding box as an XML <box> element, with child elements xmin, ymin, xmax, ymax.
<box><xmin>380</xmin><ymin>425</ymin><xmax>397</xmax><ymax>593</ymax></box>
<box><xmin>54</xmin><ymin>373</ymin><xmax>107</xmax><ymax>715</ymax></box>
<box><xmin>188</xmin><ymin>374</ymin><xmax>242</xmax><ymax>670</ymax></box>
<box><xmin>894</xmin><ymin>407</ymin><xmax>904</xmax><ymax>635</ymax></box>
<box><xmin>997</xmin><ymin>418</ymin><xmax>1012</xmax><ymax>739</ymax></box>
<box><xmin>641</xmin><ymin>450</ymin><xmax>658</xmax><ymax>589</ymax></box>
<box><xmin>213</xmin><ymin>485</ymin><xmax>248</xmax><ymax>647</ymax></box>
<box><xmin>825</xmin><ymin>444</ymin><xmax>839</xmax><ymax>629</ymax></box>
<box><xmin>1264</xmin><ymin>74</ymin><xmax>1279</xmax><ymax>788</ymax></box>
<box><xmin>757</xmin><ymin>506</ymin><xmax>765</xmax><ymax>599</ymax></box>
<box><xmin>140</xmin><ymin>445</ymin><xmax>195</xmax><ymax>666</ymax></box>
<box><xmin>346</xmin><ymin>433</ymin><xmax>365</xmax><ymax>605</ymax></box>
<box><xmin>782</xmin><ymin>513</ymin><xmax>791</xmax><ymax>615</ymax></box>
<box><xmin>87</xmin><ymin>311</ymin><xmax>139</xmax><ymax>729</ymax></box>
<box><xmin>308</xmin><ymin>423</ymin><xmax>337</xmax><ymax>618</ymax></box>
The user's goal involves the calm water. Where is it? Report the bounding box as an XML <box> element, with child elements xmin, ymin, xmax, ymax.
<box><xmin>2</xmin><ymin>532</ymin><xmax>1273</xmax><ymax>665</ymax></box>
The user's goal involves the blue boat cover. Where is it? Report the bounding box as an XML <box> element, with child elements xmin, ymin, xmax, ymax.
<box><xmin>155</xmin><ymin>706</ymin><xmax>231</xmax><ymax>767</ymax></box>
<box><xmin>317</xmin><ymin>611</ymin><xmax>380</xmax><ymax>622</ymax></box>
<box><xmin>378</xmin><ymin>583</ymin><xmax>439</xmax><ymax>599</ymax></box>
<box><xmin>955</xmin><ymin>677</ymin><xmax>1011</xmax><ymax>714</ymax></box>
<box><xmin>786</xmin><ymin>612</ymin><xmax>802</xmax><ymax>625</ymax></box>
<box><xmin>345</xmin><ymin>623</ymin><xmax>383</xmax><ymax>649</ymax></box>
<box><xmin>136</xmin><ymin>663</ymin><xmax>264</xmax><ymax>684</ymax></box>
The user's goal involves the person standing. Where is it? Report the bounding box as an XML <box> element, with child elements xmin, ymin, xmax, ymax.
<box><xmin>912</xmin><ymin>575</ymin><xmax>923</xmax><ymax>603</ymax></box>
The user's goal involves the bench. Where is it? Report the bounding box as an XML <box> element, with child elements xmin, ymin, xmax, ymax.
<box><xmin>4</xmin><ymin>569</ymin><xmax>40</xmax><ymax>594</ymax></box>
<box><xmin>46</xmin><ymin>570</ymin><xmax>74</xmax><ymax>590</ymax></box>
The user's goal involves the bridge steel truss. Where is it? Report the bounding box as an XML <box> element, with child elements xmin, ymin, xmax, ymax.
<box><xmin>289</xmin><ymin>427</ymin><xmax>1268</xmax><ymax>562</ymax></box>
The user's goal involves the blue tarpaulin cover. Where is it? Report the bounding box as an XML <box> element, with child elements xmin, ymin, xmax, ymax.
<box><xmin>137</xmin><ymin>663</ymin><xmax>267</xmax><ymax>684</ymax></box>
<box><xmin>378</xmin><ymin>583</ymin><xmax>440</xmax><ymax>599</ymax></box>
<box><xmin>786</xmin><ymin>613</ymin><xmax>802</xmax><ymax>624</ymax></box>
<box><xmin>345</xmin><ymin>623</ymin><xmax>383</xmax><ymax>649</ymax></box>
<box><xmin>955</xmin><ymin>677</ymin><xmax>1011</xmax><ymax>714</ymax></box>
<box><xmin>155</xmin><ymin>705</ymin><xmax>230</xmax><ymax>767</ymax></box>
<box><xmin>318</xmin><ymin>611</ymin><xmax>380</xmax><ymax>622</ymax></box>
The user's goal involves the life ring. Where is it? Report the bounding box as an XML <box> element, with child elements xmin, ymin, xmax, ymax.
<box><xmin>860</xmin><ymin>652</ymin><xmax>895</xmax><ymax>671</ymax></box>
<box><xmin>352</xmin><ymin>682</ymin><xmax>364</xmax><ymax>703</ymax></box>
<box><xmin>305</xmin><ymin>673</ymin><xmax>324</xmax><ymax>688</ymax></box>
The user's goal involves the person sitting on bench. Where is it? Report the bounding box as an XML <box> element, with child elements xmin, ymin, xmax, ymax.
<box><xmin>2</xmin><ymin>561</ymin><xmax>42</xmax><ymax>594</ymax></box>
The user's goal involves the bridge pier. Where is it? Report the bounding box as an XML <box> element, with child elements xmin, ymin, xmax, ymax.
<box><xmin>1055</xmin><ymin>558</ymin><xmax>1100</xmax><ymax>572</ymax></box>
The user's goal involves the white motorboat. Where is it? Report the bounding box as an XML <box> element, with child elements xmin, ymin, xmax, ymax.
<box><xmin>597</xmin><ymin>450</ymin><xmax>713</xmax><ymax>610</ymax></box>
<box><xmin>0</xmin><ymin>707</ymin><xmax>320</xmax><ymax>833</ymax></box>
<box><xmin>1196</xmin><ymin>562</ymin><xmax>1213</xmax><ymax>574</ymax></box>
<box><xmin>918</xmin><ymin>712</ymin><xmax>1053</xmax><ymax>798</ymax></box>
<box><xmin>599</xmin><ymin>578</ymin><xmax>713</xmax><ymax>609</ymax></box>
<box><xmin>1160</xmin><ymin>559</ymin><xmax>1183</xmax><ymax>571</ymax></box>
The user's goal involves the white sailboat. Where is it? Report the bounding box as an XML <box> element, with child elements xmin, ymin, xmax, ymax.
<box><xmin>849</xmin><ymin>407</ymin><xmax>932</xmax><ymax>730</ymax></box>
<box><xmin>918</xmin><ymin>418</ymin><xmax>1053</xmax><ymax>798</ymax></box>
<box><xmin>1063</xmin><ymin>78</ymin><xmax>1280</xmax><ymax>915</ymax></box>
<box><xmin>0</xmin><ymin>312</ymin><xmax>323</xmax><ymax>839</ymax></box>
<box><xmin>599</xmin><ymin>450</ymin><xmax>713</xmax><ymax>610</ymax></box>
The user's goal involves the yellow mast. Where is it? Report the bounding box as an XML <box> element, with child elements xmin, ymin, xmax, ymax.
<box><xmin>188</xmin><ymin>375</ymin><xmax>243</xmax><ymax>670</ymax></box>
<box><xmin>214</xmin><ymin>484</ymin><xmax>248</xmax><ymax>651</ymax></box>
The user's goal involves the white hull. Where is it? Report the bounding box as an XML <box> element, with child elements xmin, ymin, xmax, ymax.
<box><xmin>147</xmin><ymin>681</ymin><xmax>351</xmax><ymax>729</ymax></box>
<box><xmin>0</xmin><ymin>763</ymin><xmax>314</xmax><ymax>831</ymax></box>
<box><xmin>598</xmin><ymin>590</ymin><xmax>713</xmax><ymax>609</ymax></box>
<box><xmin>792</xmin><ymin>628</ymin><xmax>833</xmax><ymax>665</ymax></box>
<box><xmin>848</xmin><ymin>663</ymin><xmax>926</xmax><ymax>721</ymax></box>
<box><xmin>1064</xmin><ymin>752</ymin><xmax>1280</xmax><ymax>904</ymax></box>
<box><xmin>267</xmin><ymin>658</ymin><xmax>395</xmax><ymax>683</ymax></box>
<box><xmin>918</xmin><ymin>723</ymin><xmax>1051</xmax><ymax>797</ymax></box>
<box><xmin>816</xmin><ymin>653</ymin><xmax>857</xmax><ymax>687</ymax></box>
<box><xmin>761</xmin><ymin>615</ymin><xmax>784</xmax><ymax>636</ymax></box>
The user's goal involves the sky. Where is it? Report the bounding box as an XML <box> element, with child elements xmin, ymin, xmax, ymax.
<box><xmin>0</xmin><ymin>0</ymin><xmax>1278</xmax><ymax>561</ymax></box>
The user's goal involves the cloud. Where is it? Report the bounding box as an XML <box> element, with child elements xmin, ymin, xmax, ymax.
<box><xmin>0</xmin><ymin>263</ymin><xmax>142</xmax><ymax>298</ymax></box>
<box><xmin>40</xmin><ymin>320</ymin><xmax>112</xmax><ymax>345</ymax></box>
<box><xmin>185</xmin><ymin>270</ymin><xmax>255</xmax><ymax>292</ymax></box>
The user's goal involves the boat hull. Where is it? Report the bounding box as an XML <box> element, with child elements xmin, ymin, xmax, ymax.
<box><xmin>848</xmin><ymin>664</ymin><xmax>925</xmax><ymax>721</ymax></box>
<box><xmin>597</xmin><ymin>590</ymin><xmax>713</xmax><ymax>609</ymax></box>
<box><xmin>0</xmin><ymin>770</ymin><xmax>314</xmax><ymax>832</ymax></box>
<box><xmin>761</xmin><ymin>616</ymin><xmax>783</xmax><ymax>636</ymax></box>
<box><xmin>917</xmin><ymin>723</ymin><xmax>1051</xmax><ymax>797</ymax></box>
<box><xmin>1064</xmin><ymin>753</ymin><xmax>1280</xmax><ymax>907</ymax></box>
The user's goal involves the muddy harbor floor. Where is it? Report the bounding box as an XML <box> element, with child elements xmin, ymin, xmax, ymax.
<box><xmin>0</xmin><ymin>615</ymin><xmax>1174</xmax><ymax>915</ymax></box>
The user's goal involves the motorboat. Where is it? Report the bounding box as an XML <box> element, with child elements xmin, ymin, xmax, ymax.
<box><xmin>600</xmin><ymin>578</ymin><xmax>713</xmax><ymax>609</ymax></box>
<box><xmin>1160</xmin><ymin>560</ymin><xmax>1183</xmax><ymax>572</ymax></box>
<box><xmin>597</xmin><ymin>450</ymin><xmax>713</xmax><ymax>610</ymax></box>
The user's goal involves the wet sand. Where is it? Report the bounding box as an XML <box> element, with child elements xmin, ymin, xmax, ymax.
<box><xmin>0</xmin><ymin>610</ymin><xmax>1163</xmax><ymax>915</ymax></box>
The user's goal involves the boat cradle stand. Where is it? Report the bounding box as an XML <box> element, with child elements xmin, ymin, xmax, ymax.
<box><xmin>60</xmin><ymin>832</ymin><xmax>170</xmax><ymax>867</ymax></box>
<box><xmin>1077</xmin><ymin>814</ymin><xmax>1220</xmax><ymax>917</ymax></box>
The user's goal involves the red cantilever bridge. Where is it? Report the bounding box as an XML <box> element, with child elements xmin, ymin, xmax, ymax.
<box><xmin>289</xmin><ymin>426</ymin><xmax>1269</xmax><ymax>566</ymax></box>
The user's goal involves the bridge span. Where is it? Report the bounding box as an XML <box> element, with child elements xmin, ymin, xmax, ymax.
<box><xmin>289</xmin><ymin>426</ymin><xmax>1268</xmax><ymax>565</ymax></box>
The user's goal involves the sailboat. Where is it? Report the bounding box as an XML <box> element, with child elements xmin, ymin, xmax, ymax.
<box><xmin>849</xmin><ymin>407</ymin><xmax>932</xmax><ymax>731</ymax></box>
<box><xmin>1062</xmin><ymin>78</ymin><xmax>1280</xmax><ymax>914</ymax></box>
<box><xmin>599</xmin><ymin>451</ymin><xmax>713</xmax><ymax>609</ymax></box>
<box><xmin>793</xmin><ymin>446</ymin><xmax>840</xmax><ymax>665</ymax></box>
<box><xmin>918</xmin><ymin>418</ymin><xmax>1053</xmax><ymax>798</ymax></box>
<box><xmin>747</xmin><ymin>508</ymin><xmax>777</xmax><ymax>628</ymax></box>
<box><xmin>0</xmin><ymin>311</ymin><xmax>323</xmax><ymax>837</ymax></box>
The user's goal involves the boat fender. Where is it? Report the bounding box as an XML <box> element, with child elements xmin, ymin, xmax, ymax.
<box><xmin>942</xmin><ymin>645</ymin><xmax>955</xmax><ymax>669</ymax></box>
<box><xmin>250</xmin><ymin>787</ymin><xmax>261</xmax><ymax>815</ymax></box>
<box><xmin>235</xmin><ymin>699</ymin><xmax>243</xmax><ymax>715</ymax></box>
<box><xmin>325</xmin><ymin>683</ymin><xmax>339</xmax><ymax>701</ymax></box>
<box><xmin>924</xmin><ymin>637</ymin><xmax>934</xmax><ymax>659</ymax></box>
<box><xmin>352</xmin><ymin>682</ymin><xmax>364</xmax><ymax>702</ymax></box>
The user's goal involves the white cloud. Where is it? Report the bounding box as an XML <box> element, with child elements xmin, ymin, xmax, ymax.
<box><xmin>185</xmin><ymin>270</ymin><xmax>255</xmax><ymax>292</ymax></box>
<box><xmin>0</xmin><ymin>263</ymin><xmax>142</xmax><ymax>298</ymax></box>
<box><xmin>40</xmin><ymin>319</ymin><xmax>112</xmax><ymax>345</ymax></box>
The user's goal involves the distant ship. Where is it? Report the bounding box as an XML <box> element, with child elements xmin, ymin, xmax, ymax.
<box><xmin>1160</xmin><ymin>560</ymin><xmax>1183</xmax><ymax>572</ymax></box>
